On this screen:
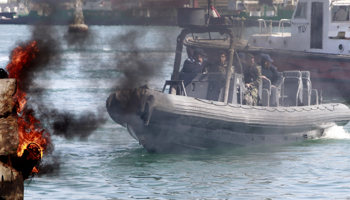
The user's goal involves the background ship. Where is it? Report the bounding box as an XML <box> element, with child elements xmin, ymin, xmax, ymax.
<box><xmin>0</xmin><ymin>0</ymin><xmax>297</xmax><ymax>25</ymax></box>
<box><xmin>184</xmin><ymin>0</ymin><xmax>350</xmax><ymax>102</ymax></box>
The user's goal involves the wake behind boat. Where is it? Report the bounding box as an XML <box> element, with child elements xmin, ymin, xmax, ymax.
<box><xmin>106</xmin><ymin>4</ymin><xmax>350</xmax><ymax>153</ymax></box>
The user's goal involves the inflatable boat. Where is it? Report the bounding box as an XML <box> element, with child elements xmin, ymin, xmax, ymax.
<box><xmin>106</xmin><ymin>14</ymin><xmax>350</xmax><ymax>153</ymax></box>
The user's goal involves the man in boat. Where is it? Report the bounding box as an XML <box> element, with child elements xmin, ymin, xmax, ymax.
<box><xmin>206</xmin><ymin>50</ymin><xmax>233</xmax><ymax>73</ymax></box>
<box><xmin>243</xmin><ymin>53</ymin><xmax>262</xmax><ymax>106</ymax></box>
<box><xmin>260</xmin><ymin>54</ymin><xmax>282</xmax><ymax>107</ymax></box>
<box><xmin>334</xmin><ymin>6</ymin><xmax>349</xmax><ymax>21</ymax></box>
<box><xmin>182</xmin><ymin>48</ymin><xmax>206</xmax><ymax>73</ymax></box>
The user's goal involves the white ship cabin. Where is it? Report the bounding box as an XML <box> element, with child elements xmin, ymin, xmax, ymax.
<box><xmin>248</xmin><ymin>0</ymin><xmax>350</xmax><ymax>55</ymax></box>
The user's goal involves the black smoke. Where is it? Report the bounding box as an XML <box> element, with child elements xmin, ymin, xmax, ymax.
<box><xmin>9</xmin><ymin>1</ymin><xmax>173</xmax><ymax>177</ymax></box>
<box><xmin>36</xmin><ymin>106</ymin><xmax>107</xmax><ymax>140</ymax></box>
<box><xmin>110</xmin><ymin>28</ymin><xmax>171</xmax><ymax>89</ymax></box>
<box><xmin>15</xmin><ymin>24</ymin><xmax>107</xmax><ymax>141</ymax></box>
<box><xmin>9</xmin><ymin>2</ymin><xmax>107</xmax><ymax>143</ymax></box>
<box><xmin>113</xmin><ymin>30</ymin><xmax>155</xmax><ymax>89</ymax></box>
<box><xmin>36</xmin><ymin>151</ymin><xmax>61</xmax><ymax>177</ymax></box>
<box><xmin>14</xmin><ymin>25</ymin><xmax>61</xmax><ymax>94</ymax></box>
<box><xmin>64</xmin><ymin>30</ymin><xmax>95</xmax><ymax>49</ymax></box>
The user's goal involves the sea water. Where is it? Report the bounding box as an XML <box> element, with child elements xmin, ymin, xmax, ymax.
<box><xmin>0</xmin><ymin>25</ymin><xmax>349</xmax><ymax>199</ymax></box>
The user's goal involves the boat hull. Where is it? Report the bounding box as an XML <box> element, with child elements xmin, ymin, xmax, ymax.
<box><xmin>126</xmin><ymin>120</ymin><xmax>328</xmax><ymax>153</ymax></box>
<box><xmin>106</xmin><ymin>87</ymin><xmax>350</xmax><ymax>153</ymax></box>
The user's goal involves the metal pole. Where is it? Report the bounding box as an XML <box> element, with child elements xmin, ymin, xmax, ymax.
<box><xmin>235</xmin><ymin>51</ymin><xmax>243</xmax><ymax>75</ymax></box>
<box><xmin>171</xmin><ymin>28</ymin><xmax>191</xmax><ymax>94</ymax></box>
<box><xmin>207</xmin><ymin>0</ymin><xmax>211</xmax><ymax>25</ymax></box>
<box><xmin>223</xmin><ymin>29</ymin><xmax>235</xmax><ymax>104</ymax></box>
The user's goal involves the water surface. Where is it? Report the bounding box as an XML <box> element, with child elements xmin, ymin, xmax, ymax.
<box><xmin>0</xmin><ymin>25</ymin><xmax>349</xmax><ymax>200</ymax></box>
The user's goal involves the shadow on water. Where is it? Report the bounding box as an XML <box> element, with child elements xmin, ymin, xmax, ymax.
<box><xmin>108</xmin><ymin>132</ymin><xmax>350</xmax><ymax>167</ymax></box>
<box><xmin>108</xmin><ymin>143</ymin><xmax>295</xmax><ymax>167</ymax></box>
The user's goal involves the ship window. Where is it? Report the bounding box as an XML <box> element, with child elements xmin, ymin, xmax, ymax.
<box><xmin>332</xmin><ymin>6</ymin><xmax>350</xmax><ymax>21</ymax></box>
<box><xmin>294</xmin><ymin>2</ymin><xmax>307</xmax><ymax>19</ymax></box>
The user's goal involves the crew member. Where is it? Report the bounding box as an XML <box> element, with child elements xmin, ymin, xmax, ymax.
<box><xmin>243</xmin><ymin>53</ymin><xmax>262</xmax><ymax>106</ymax></box>
<box><xmin>182</xmin><ymin>48</ymin><xmax>206</xmax><ymax>73</ymax></box>
<box><xmin>206</xmin><ymin>50</ymin><xmax>233</xmax><ymax>74</ymax></box>
<box><xmin>260</xmin><ymin>54</ymin><xmax>282</xmax><ymax>106</ymax></box>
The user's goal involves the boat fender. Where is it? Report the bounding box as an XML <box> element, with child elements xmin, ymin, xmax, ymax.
<box><xmin>106</xmin><ymin>87</ymin><xmax>148</xmax><ymax>125</ymax></box>
<box><xmin>141</xmin><ymin>95</ymin><xmax>156</xmax><ymax>126</ymax></box>
<box><xmin>106</xmin><ymin>93</ymin><xmax>126</xmax><ymax>125</ymax></box>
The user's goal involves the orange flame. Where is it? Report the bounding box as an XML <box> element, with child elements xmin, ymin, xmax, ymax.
<box><xmin>32</xmin><ymin>166</ymin><xmax>39</xmax><ymax>173</ymax></box>
<box><xmin>5</xmin><ymin>41</ymin><xmax>51</xmax><ymax>161</ymax></box>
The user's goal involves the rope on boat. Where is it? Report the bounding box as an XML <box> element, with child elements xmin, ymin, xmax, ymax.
<box><xmin>194</xmin><ymin>98</ymin><xmax>338</xmax><ymax>112</ymax></box>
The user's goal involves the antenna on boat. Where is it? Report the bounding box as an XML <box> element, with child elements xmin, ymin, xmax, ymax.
<box><xmin>207</xmin><ymin>0</ymin><xmax>211</xmax><ymax>25</ymax></box>
<box><xmin>235</xmin><ymin>51</ymin><xmax>244</xmax><ymax>74</ymax></box>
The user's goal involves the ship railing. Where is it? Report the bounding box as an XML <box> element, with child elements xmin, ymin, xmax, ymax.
<box><xmin>258</xmin><ymin>19</ymin><xmax>291</xmax><ymax>36</ymax></box>
<box><xmin>258</xmin><ymin>19</ymin><xmax>268</xmax><ymax>35</ymax></box>
<box><xmin>278</xmin><ymin>19</ymin><xmax>291</xmax><ymax>37</ymax></box>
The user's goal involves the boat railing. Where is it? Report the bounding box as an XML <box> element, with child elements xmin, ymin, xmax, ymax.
<box><xmin>258</xmin><ymin>19</ymin><xmax>291</xmax><ymax>36</ymax></box>
<box><xmin>168</xmin><ymin>70</ymin><xmax>320</xmax><ymax>107</ymax></box>
<box><xmin>162</xmin><ymin>80</ymin><xmax>187</xmax><ymax>96</ymax></box>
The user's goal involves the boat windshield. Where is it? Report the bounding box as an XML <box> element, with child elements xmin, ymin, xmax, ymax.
<box><xmin>332</xmin><ymin>5</ymin><xmax>350</xmax><ymax>22</ymax></box>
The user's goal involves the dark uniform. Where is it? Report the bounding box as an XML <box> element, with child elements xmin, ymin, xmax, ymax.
<box><xmin>182</xmin><ymin>57</ymin><xmax>204</xmax><ymax>73</ymax></box>
<box><xmin>261</xmin><ymin>65</ymin><xmax>282</xmax><ymax>87</ymax></box>
<box><xmin>243</xmin><ymin>64</ymin><xmax>262</xmax><ymax>106</ymax></box>
<box><xmin>260</xmin><ymin>54</ymin><xmax>282</xmax><ymax>106</ymax></box>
